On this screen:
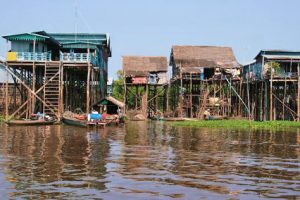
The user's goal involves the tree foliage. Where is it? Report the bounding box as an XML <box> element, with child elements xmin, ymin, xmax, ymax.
<box><xmin>112</xmin><ymin>70</ymin><xmax>124</xmax><ymax>101</ymax></box>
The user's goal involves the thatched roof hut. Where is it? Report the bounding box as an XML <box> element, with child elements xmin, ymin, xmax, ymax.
<box><xmin>123</xmin><ymin>56</ymin><xmax>168</xmax><ymax>77</ymax></box>
<box><xmin>170</xmin><ymin>46</ymin><xmax>239</xmax><ymax>73</ymax></box>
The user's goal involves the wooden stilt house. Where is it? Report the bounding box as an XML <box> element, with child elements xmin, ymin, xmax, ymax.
<box><xmin>241</xmin><ymin>50</ymin><xmax>300</xmax><ymax>121</ymax></box>
<box><xmin>123</xmin><ymin>56</ymin><xmax>168</xmax><ymax>117</ymax></box>
<box><xmin>169</xmin><ymin>45</ymin><xmax>241</xmax><ymax>118</ymax></box>
<box><xmin>2</xmin><ymin>31</ymin><xmax>111</xmax><ymax>120</ymax></box>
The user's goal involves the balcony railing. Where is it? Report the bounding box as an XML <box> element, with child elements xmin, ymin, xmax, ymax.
<box><xmin>6</xmin><ymin>52</ymin><xmax>52</xmax><ymax>62</ymax></box>
<box><xmin>60</xmin><ymin>52</ymin><xmax>98</xmax><ymax>66</ymax></box>
<box><xmin>60</xmin><ymin>52</ymin><xmax>89</xmax><ymax>62</ymax></box>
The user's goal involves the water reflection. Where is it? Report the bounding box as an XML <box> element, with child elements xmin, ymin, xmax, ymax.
<box><xmin>0</xmin><ymin>122</ymin><xmax>299</xmax><ymax>199</ymax></box>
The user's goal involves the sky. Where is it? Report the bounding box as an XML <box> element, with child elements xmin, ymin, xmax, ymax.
<box><xmin>0</xmin><ymin>0</ymin><xmax>300</xmax><ymax>78</ymax></box>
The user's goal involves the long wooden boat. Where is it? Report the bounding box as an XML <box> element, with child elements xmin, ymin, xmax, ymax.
<box><xmin>62</xmin><ymin>116</ymin><xmax>87</xmax><ymax>127</ymax></box>
<box><xmin>5</xmin><ymin>119</ymin><xmax>56</xmax><ymax>126</ymax></box>
<box><xmin>62</xmin><ymin>116</ymin><xmax>107</xmax><ymax>128</ymax></box>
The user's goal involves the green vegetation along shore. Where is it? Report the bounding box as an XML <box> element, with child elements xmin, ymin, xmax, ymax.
<box><xmin>171</xmin><ymin>120</ymin><xmax>300</xmax><ymax>129</ymax></box>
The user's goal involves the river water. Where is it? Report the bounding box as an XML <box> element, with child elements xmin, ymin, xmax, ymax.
<box><xmin>0</xmin><ymin>121</ymin><xmax>299</xmax><ymax>199</ymax></box>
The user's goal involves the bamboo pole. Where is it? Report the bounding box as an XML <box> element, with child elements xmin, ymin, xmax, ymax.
<box><xmin>298</xmin><ymin>63</ymin><xmax>300</xmax><ymax>121</ymax></box>
<box><xmin>180</xmin><ymin>64</ymin><xmax>183</xmax><ymax>117</ymax></box>
<box><xmin>270</xmin><ymin>62</ymin><xmax>273</xmax><ymax>121</ymax></box>
<box><xmin>86</xmin><ymin>57</ymin><xmax>91</xmax><ymax>113</ymax></box>
<box><xmin>5</xmin><ymin>63</ymin><xmax>9</xmax><ymax>120</ymax></box>
<box><xmin>32</xmin><ymin>39</ymin><xmax>36</xmax><ymax>114</ymax></box>
<box><xmin>190</xmin><ymin>73</ymin><xmax>192</xmax><ymax>118</ymax></box>
<box><xmin>123</xmin><ymin>72</ymin><xmax>127</xmax><ymax>113</ymax></box>
<box><xmin>60</xmin><ymin>63</ymin><xmax>64</xmax><ymax>116</ymax></box>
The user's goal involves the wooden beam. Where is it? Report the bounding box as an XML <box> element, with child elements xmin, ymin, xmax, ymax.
<box><xmin>6</xmin><ymin>67</ymin><xmax>59</xmax><ymax>118</ymax></box>
<box><xmin>61</xmin><ymin>63</ymin><xmax>64</xmax><ymax>115</ymax></box>
<box><xmin>270</xmin><ymin>62</ymin><xmax>273</xmax><ymax>121</ymax></box>
<box><xmin>86</xmin><ymin>48</ymin><xmax>91</xmax><ymax>114</ymax></box>
<box><xmin>298</xmin><ymin>63</ymin><xmax>300</xmax><ymax>121</ymax></box>
<box><xmin>5</xmin><ymin>63</ymin><xmax>9</xmax><ymax>120</ymax></box>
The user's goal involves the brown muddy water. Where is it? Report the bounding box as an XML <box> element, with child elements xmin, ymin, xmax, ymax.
<box><xmin>0</xmin><ymin>121</ymin><xmax>299</xmax><ymax>200</ymax></box>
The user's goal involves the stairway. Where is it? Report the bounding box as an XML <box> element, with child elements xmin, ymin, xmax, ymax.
<box><xmin>44</xmin><ymin>62</ymin><xmax>61</xmax><ymax>118</ymax></box>
<box><xmin>197</xmin><ymin>84</ymin><xmax>210</xmax><ymax>119</ymax></box>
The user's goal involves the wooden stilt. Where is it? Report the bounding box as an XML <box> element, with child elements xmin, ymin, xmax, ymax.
<box><xmin>270</xmin><ymin>62</ymin><xmax>273</xmax><ymax>121</ymax></box>
<box><xmin>86</xmin><ymin>64</ymin><xmax>91</xmax><ymax>114</ymax></box>
<box><xmin>5</xmin><ymin>64</ymin><xmax>9</xmax><ymax>120</ymax></box>
<box><xmin>297</xmin><ymin>63</ymin><xmax>300</xmax><ymax>122</ymax></box>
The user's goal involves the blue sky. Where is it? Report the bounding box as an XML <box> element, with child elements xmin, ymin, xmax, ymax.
<box><xmin>0</xmin><ymin>0</ymin><xmax>300</xmax><ymax>78</ymax></box>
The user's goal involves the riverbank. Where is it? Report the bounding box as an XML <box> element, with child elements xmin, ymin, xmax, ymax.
<box><xmin>171</xmin><ymin>120</ymin><xmax>300</xmax><ymax>129</ymax></box>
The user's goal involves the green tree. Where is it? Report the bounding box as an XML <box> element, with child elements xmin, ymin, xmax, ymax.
<box><xmin>112</xmin><ymin>70</ymin><xmax>124</xmax><ymax>101</ymax></box>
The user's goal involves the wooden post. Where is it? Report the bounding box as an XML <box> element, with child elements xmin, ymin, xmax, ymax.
<box><xmin>91</xmin><ymin>66</ymin><xmax>94</xmax><ymax>106</ymax></box>
<box><xmin>145</xmin><ymin>84</ymin><xmax>148</xmax><ymax>117</ymax></box>
<box><xmin>86</xmin><ymin>48</ymin><xmax>91</xmax><ymax>114</ymax></box>
<box><xmin>260</xmin><ymin>56</ymin><xmax>265</xmax><ymax>121</ymax></box>
<box><xmin>247</xmin><ymin>65</ymin><xmax>251</xmax><ymax>120</ymax></box>
<box><xmin>190</xmin><ymin>73</ymin><xmax>192</xmax><ymax>118</ymax></box>
<box><xmin>32</xmin><ymin>38</ymin><xmax>36</xmax><ymax>113</ymax></box>
<box><xmin>32</xmin><ymin>62</ymin><xmax>36</xmax><ymax>113</ymax></box>
<box><xmin>123</xmin><ymin>72</ymin><xmax>127</xmax><ymax>113</ymax></box>
<box><xmin>60</xmin><ymin>62</ymin><xmax>64</xmax><ymax>117</ymax></box>
<box><xmin>180</xmin><ymin>65</ymin><xmax>183</xmax><ymax>117</ymax></box>
<box><xmin>166</xmin><ymin>84</ymin><xmax>169</xmax><ymax>113</ymax></box>
<box><xmin>135</xmin><ymin>85</ymin><xmax>138</xmax><ymax>110</ymax></box>
<box><xmin>270</xmin><ymin>62</ymin><xmax>273</xmax><ymax>121</ymax></box>
<box><xmin>5</xmin><ymin>64</ymin><xmax>9</xmax><ymax>120</ymax></box>
<box><xmin>297</xmin><ymin>63</ymin><xmax>300</xmax><ymax>122</ymax></box>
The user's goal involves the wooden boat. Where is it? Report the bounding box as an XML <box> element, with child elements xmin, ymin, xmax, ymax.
<box><xmin>62</xmin><ymin>116</ymin><xmax>107</xmax><ymax>128</ymax></box>
<box><xmin>62</xmin><ymin>116</ymin><xmax>87</xmax><ymax>127</ymax></box>
<box><xmin>5</xmin><ymin>119</ymin><xmax>56</xmax><ymax>126</ymax></box>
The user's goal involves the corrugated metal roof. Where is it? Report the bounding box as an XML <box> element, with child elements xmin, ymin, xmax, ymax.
<box><xmin>263</xmin><ymin>55</ymin><xmax>300</xmax><ymax>60</ymax></box>
<box><xmin>49</xmin><ymin>33</ymin><xmax>107</xmax><ymax>45</ymax></box>
<box><xmin>255</xmin><ymin>49</ymin><xmax>300</xmax><ymax>59</ymax></box>
<box><xmin>3</xmin><ymin>33</ymin><xmax>49</xmax><ymax>41</ymax></box>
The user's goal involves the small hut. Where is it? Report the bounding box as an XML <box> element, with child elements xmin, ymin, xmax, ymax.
<box><xmin>95</xmin><ymin>96</ymin><xmax>125</xmax><ymax>115</ymax></box>
<box><xmin>122</xmin><ymin>56</ymin><xmax>168</xmax><ymax>116</ymax></box>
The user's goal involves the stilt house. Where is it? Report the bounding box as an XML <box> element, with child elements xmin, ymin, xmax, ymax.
<box><xmin>169</xmin><ymin>45</ymin><xmax>240</xmax><ymax>118</ymax></box>
<box><xmin>242</xmin><ymin>50</ymin><xmax>300</xmax><ymax>121</ymax></box>
<box><xmin>2</xmin><ymin>31</ymin><xmax>111</xmax><ymax>120</ymax></box>
<box><xmin>123</xmin><ymin>56</ymin><xmax>168</xmax><ymax>116</ymax></box>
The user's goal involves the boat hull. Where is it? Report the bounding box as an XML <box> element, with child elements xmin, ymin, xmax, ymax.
<box><xmin>62</xmin><ymin>117</ymin><xmax>87</xmax><ymax>127</ymax></box>
<box><xmin>5</xmin><ymin>120</ymin><xmax>56</xmax><ymax>126</ymax></box>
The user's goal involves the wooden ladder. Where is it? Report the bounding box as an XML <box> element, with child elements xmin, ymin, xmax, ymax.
<box><xmin>43</xmin><ymin>62</ymin><xmax>61</xmax><ymax>118</ymax></box>
<box><xmin>197</xmin><ymin>84</ymin><xmax>210</xmax><ymax>119</ymax></box>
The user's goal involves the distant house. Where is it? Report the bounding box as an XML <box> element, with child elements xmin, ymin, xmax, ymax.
<box><xmin>168</xmin><ymin>45</ymin><xmax>240</xmax><ymax>118</ymax></box>
<box><xmin>242</xmin><ymin>50</ymin><xmax>300</xmax><ymax>81</ymax></box>
<box><xmin>2</xmin><ymin>31</ymin><xmax>111</xmax><ymax>118</ymax></box>
<box><xmin>122</xmin><ymin>56</ymin><xmax>168</xmax><ymax>115</ymax></box>
<box><xmin>241</xmin><ymin>50</ymin><xmax>300</xmax><ymax>121</ymax></box>
<box><xmin>123</xmin><ymin>56</ymin><xmax>168</xmax><ymax>85</ymax></box>
<box><xmin>170</xmin><ymin>46</ymin><xmax>240</xmax><ymax>80</ymax></box>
